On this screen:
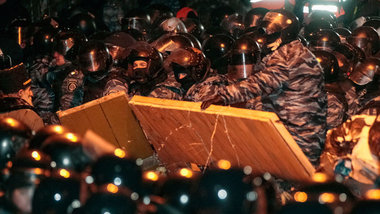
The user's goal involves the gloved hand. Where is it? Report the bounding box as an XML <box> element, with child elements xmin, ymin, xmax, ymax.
<box><xmin>200</xmin><ymin>95</ymin><xmax>224</xmax><ymax>110</ymax></box>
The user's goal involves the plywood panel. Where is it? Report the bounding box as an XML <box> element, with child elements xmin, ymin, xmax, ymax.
<box><xmin>57</xmin><ymin>92</ymin><xmax>153</xmax><ymax>158</ymax></box>
<box><xmin>129</xmin><ymin>95</ymin><xmax>315</xmax><ymax>182</ymax></box>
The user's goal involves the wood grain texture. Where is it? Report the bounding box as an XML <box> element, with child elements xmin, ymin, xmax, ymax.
<box><xmin>57</xmin><ymin>91</ymin><xmax>153</xmax><ymax>158</ymax></box>
<box><xmin>129</xmin><ymin>95</ymin><xmax>315</xmax><ymax>182</ymax></box>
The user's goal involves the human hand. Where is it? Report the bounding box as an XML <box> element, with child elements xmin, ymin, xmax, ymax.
<box><xmin>200</xmin><ymin>95</ymin><xmax>224</xmax><ymax>110</ymax></box>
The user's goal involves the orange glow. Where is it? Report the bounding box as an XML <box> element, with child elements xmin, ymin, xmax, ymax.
<box><xmin>114</xmin><ymin>148</ymin><xmax>126</xmax><ymax>158</ymax></box>
<box><xmin>59</xmin><ymin>169</ymin><xmax>71</xmax><ymax>178</ymax></box>
<box><xmin>33</xmin><ymin>168</ymin><xmax>43</xmax><ymax>175</ymax></box>
<box><xmin>18</xmin><ymin>27</ymin><xmax>22</xmax><ymax>45</ymax></box>
<box><xmin>31</xmin><ymin>151</ymin><xmax>41</xmax><ymax>161</ymax></box>
<box><xmin>322</xmin><ymin>37</ymin><xmax>328</xmax><ymax>42</ymax></box>
<box><xmin>217</xmin><ymin>159</ymin><xmax>231</xmax><ymax>170</ymax></box>
<box><xmin>179</xmin><ymin>168</ymin><xmax>193</xmax><ymax>178</ymax></box>
<box><xmin>319</xmin><ymin>193</ymin><xmax>336</xmax><ymax>203</ymax></box>
<box><xmin>144</xmin><ymin>171</ymin><xmax>159</xmax><ymax>181</ymax></box>
<box><xmin>257</xmin><ymin>39</ymin><xmax>263</xmax><ymax>43</ymax></box>
<box><xmin>53</xmin><ymin>126</ymin><xmax>64</xmax><ymax>134</ymax></box>
<box><xmin>368</xmin><ymin>65</ymin><xmax>375</xmax><ymax>70</ymax></box>
<box><xmin>286</xmin><ymin>19</ymin><xmax>292</xmax><ymax>24</ymax></box>
<box><xmin>107</xmin><ymin>183</ymin><xmax>119</xmax><ymax>193</ymax></box>
<box><xmin>220</xmin><ymin>43</ymin><xmax>225</xmax><ymax>48</ymax></box>
<box><xmin>65</xmin><ymin>133</ymin><xmax>78</xmax><ymax>142</ymax></box>
<box><xmin>5</xmin><ymin>118</ymin><xmax>17</xmax><ymax>127</ymax></box>
<box><xmin>294</xmin><ymin>191</ymin><xmax>308</xmax><ymax>202</ymax></box>
<box><xmin>6</xmin><ymin>161</ymin><xmax>12</xmax><ymax>168</ymax></box>
<box><xmin>316</xmin><ymin>57</ymin><xmax>322</xmax><ymax>63</ymax></box>
<box><xmin>241</xmin><ymin>44</ymin><xmax>247</xmax><ymax>50</ymax></box>
<box><xmin>184</xmin><ymin>56</ymin><xmax>190</xmax><ymax>62</ymax></box>
<box><xmin>312</xmin><ymin>172</ymin><xmax>328</xmax><ymax>183</ymax></box>
<box><xmin>365</xmin><ymin>189</ymin><xmax>380</xmax><ymax>200</ymax></box>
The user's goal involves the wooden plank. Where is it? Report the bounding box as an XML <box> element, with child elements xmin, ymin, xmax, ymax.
<box><xmin>57</xmin><ymin>91</ymin><xmax>153</xmax><ymax>159</ymax></box>
<box><xmin>129</xmin><ymin>95</ymin><xmax>315</xmax><ymax>182</ymax></box>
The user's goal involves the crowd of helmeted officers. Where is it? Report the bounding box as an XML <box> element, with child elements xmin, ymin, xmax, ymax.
<box><xmin>0</xmin><ymin>0</ymin><xmax>380</xmax><ymax>213</ymax></box>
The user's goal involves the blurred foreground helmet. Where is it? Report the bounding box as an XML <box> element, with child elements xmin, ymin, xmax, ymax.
<box><xmin>278</xmin><ymin>202</ymin><xmax>333</xmax><ymax>214</ymax></box>
<box><xmin>202</xmin><ymin>34</ymin><xmax>235</xmax><ymax>74</ymax></box>
<box><xmin>347</xmin><ymin>26</ymin><xmax>379</xmax><ymax>57</ymax></box>
<box><xmin>32</xmin><ymin>176</ymin><xmax>81</xmax><ymax>214</ymax></box>
<box><xmin>126</xmin><ymin>41</ymin><xmax>163</xmax><ymax>84</ymax></box>
<box><xmin>348</xmin><ymin>57</ymin><xmax>380</xmax><ymax>86</ymax></box>
<box><xmin>259</xmin><ymin>9</ymin><xmax>299</xmax><ymax>54</ymax></box>
<box><xmin>81</xmin><ymin>192</ymin><xmax>137</xmax><ymax>214</ymax></box>
<box><xmin>220</xmin><ymin>13</ymin><xmax>245</xmax><ymax>39</ymax></box>
<box><xmin>312</xmin><ymin>50</ymin><xmax>340</xmax><ymax>83</ymax></box>
<box><xmin>0</xmin><ymin>118</ymin><xmax>31</xmax><ymax>169</ymax></box>
<box><xmin>228</xmin><ymin>37</ymin><xmax>260</xmax><ymax>81</ymax></box>
<box><xmin>308</xmin><ymin>29</ymin><xmax>341</xmax><ymax>51</ymax></box>
<box><xmin>69</xmin><ymin>13</ymin><xmax>97</xmax><ymax>37</ymax></box>
<box><xmin>41</xmin><ymin>133</ymin><xmax>93</xmax><ymax>172</ymax></box>
<box><xmin>78</xmin><ymin>40</ymin><xmax>112</xmax><ymax>79</ymax></box>
<box><xmin>244</xmin><ymin>8</ymin><xmax>269</xmax><ymax>28</ymax></box>
<box><xmin>191</xmin><ymin>169</ymin><xmax>256</xmax><ymax>214</ymax></box>
<box><xmin>90</xmin><ymin>154</ymin><xmax>142</xmax><ymax>194</ymax></box>
<box><xmin>29</xmin><ymin>125</ymin><xmax>70</xmax><ymax>149</ymax></box>
<box><xmin>164</xmin><ymin>47</ymin><xmax>210</xmax><ymax>90</ymax></box>
<box><xmin>53</xmin><ymin>30</ymin><xmax>87</xmax><ymax>62</ymax></box>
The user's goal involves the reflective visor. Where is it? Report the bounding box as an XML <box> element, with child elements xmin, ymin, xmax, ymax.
<box><xmin>262</xmin><ymin>12</ymin><xmax>292</xmax><ymax>35</ymax></box>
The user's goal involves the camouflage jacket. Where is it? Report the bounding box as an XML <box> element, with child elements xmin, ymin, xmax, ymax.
<box><xmin>149</xmin><ymin>72</ymin><xmax>184</xmax><ymax>100</ymax></box>
<box><xmin>326</xmin><ymin>83</ymin><xmax>348</xmax><ymax>130</ymax></box>
<box><xmin>218</xmin><ymin>40</ymin><xmax>327</xmax><ymax>166</ymax></box>
<box><xmin>102</xmin><ymin>66</ymin><xmax>129</xmax><ymax>97</ymax></box>
<box><xmin>185</xmin><ymin>74</ymin><xmax>263</xmax><ymax>110</ymax></box>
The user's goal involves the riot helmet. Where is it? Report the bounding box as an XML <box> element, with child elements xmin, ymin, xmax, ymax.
<box><xmin>29</xmin><ymin>125</ymin><xmax>70</xmax><ymax>149</ymax></box>
<box><xmin>121</xmin><ymin>17</ymin><xmax>150</xmax><ymax>40</ymax></box>
<box><xmin>152</xmin><ymin>33</ymin><xmax>194</xmax><ymax>56</ymax></box>
<box><xmin>78</xmin><ymin>40</ymin><xmax>112</xmax><ymax>81</ymax></box>
<box><xmin>151</xmin><ymin>17</ymin><xmax>187</xmax><ymax>41</ymax></box>
<box><xmin>332</xmin><ymin>43</ymin><xmax>364</xmax><ymax>77</ymax></box>
<box><xmin>312</xmin><ymin>50</ymin><xmax>340</xmax><ymax>83</ymax></box>
<box><xmin>164</xmin><ymin>47</ymin><xmax>210</xmax><ymax>91</ymax></box>
<box><xmin>7</xmin><ymin>18</ymin><xmax>32</xmax><ymax>49</ymax></box>
<box><xmin>241</xmin><ymin>27</ymin><xmax>267</xmax><ymax>50</ymax></box>
<box><xmin>304</xmin><ymin>20</ymin><xmax>334</xmax><ymax>39</ymax></box>
<box><xmin>349</xmin><ymin>57</ymin><xmax>380</xmax><ymax>86</ymax></box>
<box><xmin>32</xmin><ymin>27</ymin><xmax>57</xmax><ymax>56</ymax></box>
<box><xmin>202</xmin><ymin>34</ymin><xmax>235</xmax><ymax>74</ymax></box>
<box><xmin>183</xmin><ymin>18</ymin><xmax>205</xmax><ymax>42</ymax></box>
<box><xmin>259</xmin><ymin>9</ymin><xmax>300</xmax><ymax>54</ymax></box>
<box><xmin>228</xmin><ymin>37</ymin><xmax>261</xmax><ymax>81</ymax></box>
<box><xmin>244</xmin><ymin>8</ymin><xmax>269</xmax><ymax>28</ymax></box>
<box><xmin>304</xmin><ymin>11</ymin><xmax>337</xmax><ymax>28</ymax></box>
<box><xmin>41</xmin><ymin>133</ymin><xmax>93</xmax><ymax>172</ymax></box>
<box><xmin>177</xmin><ymin>32</ymin><xmax>202</xmax><ymax>50</ymax></box>
<box><xmin>0</xmin><ymin>117</ymin><xmax>32</xmax><ymax>169</ymax></box>
<box><xmin>104</xmin><ymin>31</ymin><xmax>136</xmax><ymax>65</ymax></box>
<box><xmin>333</xmin><ymin>27</ymin><xmax>352</xmax><ymax>43</ymax></box>
<box><xmin>53</xmin><ymin>30</ymin><xmax>87</xmax><ymax>62</ymax></box>
<box><xmin>308</xmin><ymin>29</ymin><xmax>341</xmax><ymax>51</ymax></box>
<box><xmin>126</xmin><ymin>41</ymin><xmax>163</xmax><ymax>84</ymax></box>
<box><xmin>69</xmin><ymin>12</ymin><xmax>97</xmax><ymax>37</ymax></box>
<box><xmin>32</xmin><ymin>176</ymin><xmax>81</xmax><ymax>214</ymax></box>
<box><xmin>363</xmin><ymin>19</ymin><xmax>380</xmax><ymax>36</ymax></box>
<box><xmin>123</xmin><ymin>28</ymin><xmax>147</xmax><ymax>41</ymax></box>
<box><xmin>347</xmin><ymin>26</ymin><xmax>379</xmax><ymax>57</ymax></box>
<box><xmin>220</xmin><ymin>13</ymin><xmax>245</xmax><ymax>39</ymax></box>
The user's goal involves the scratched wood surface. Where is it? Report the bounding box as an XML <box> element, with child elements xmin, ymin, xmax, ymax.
<box><xmin>57</xmin><ymin>91</ymin><xmax>153</xmax><ymax>159</ymax></box>
<box><xmin>129</xmin><ymin>95</ymin><xmax>315</xmax><ymax>182</ymax></box>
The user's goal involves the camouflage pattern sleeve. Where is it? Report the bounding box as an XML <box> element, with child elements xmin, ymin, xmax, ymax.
<box><xmin>60</xmin><ymin>70</ymin><xmax>84</xmax><ymax>110</ymax></box>
<box><xmin>185</xmin><ymin>75</ymin><xmax>230</xmax><ymax>102</ymax></box>
<box><xmin>102</xmin><ymin>78</ymin><xmax>129</xmax><ymax>97</ymax></box>
<box><xmin>149</xmin><ymin>86</ymin><xmax>184</xmax><ymax>100</ymax></box>
<box><xmin>327</xmin><ymin>92</ymin><xmax>347</xmax><ymax>130</ymax></box>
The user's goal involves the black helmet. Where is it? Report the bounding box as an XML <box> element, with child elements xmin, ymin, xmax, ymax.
<box><xmin>191</xmin><ymin>168</ymin><xmax>256</xmax><ymax>214</ymax></box>
<box><xmin>81</xmin><ymin>192</ymin><xmax>137</xmax><ymax>214</ymax></box>
<box><xmin>78</xmin><ymin>40</ymin><xmax>112</xmax><ymax>79</ymax></box>
<box><xmin>363</xmin><ymin>19</ymin><xmax>380</xmax><ymax>36</ymax></box>
<box><xmin>69</xmin><ymin>13</ymin><xmax>97</xmax><ymax>37</ymax></box>
<box><xmin>210</xmin><ymin>5</ymin><xmax>235</xmax><ymax>27</ymax></box>
<box><xmin>177</xmin><ymin>32</ymin><xmax>202</xmax><ymax>50</ymax></box>
<box><xmin>0</xmin><ymin>118</ymin><xmax>31</xmax><ymax>169</ymax></box>
<box><xmin>350</xmin><ymin>200</ymin><xmax>380</xmax><ymax>214</ymax></box>
<box><xmin>308</xmin><ymin>29</ymin><xmax>341</xmax><ymax>51</ymax></box>
<box><xmin>6</xmin><ymin>18</ymin><xmax>32</xmax><ymax>48</ymax></box>
<box><xmin>305</xmin><ymin>11</ymin><xmax>337</xmax><ymax>28</ymax></box>
<box><xmin>333</xmin><ymin>27</ymin><xmax>352</xmax><ymax>43</ymax></box>
<box><xmin>53</xmin><ymin>30</ymin><xmax>87</xmax><ymax>62</ymax></box>
<box><xmin>163</xmin><ymin>47</ymin><xmax>210</xmax><ymax>91</ymax></box>
<box><xmin>41</xmin><ymin>133</ymin><xmax>93</xmax><ymax>172</ymax></box>
<box><xmin>240</xmin><ymin>27</ymin><xmax>267</xmax><ymax>50</ymax></box>
<box><xmin>152</xmin><ymin>34</ymin><xmax>194</xmax><ymax>55</ymax></box>
<box><xmin>123</xmin><ymin>28</ymin><xmax>147</xmax><ymax>41</ymax></box>
<box><xmin>33</xmin><ymin>27</ymin><xmax>57</xmax><ymax>56</ymax></box>
<box><xmin>259</xmin><ymin>9</ymin><xmax>299</xmax><ymax>54</ymax></box>
<box><xmin>220</xmin><ymin>13</ymin><xmax>245</xmax><ymax>39</ymax></box>
<box><xmin>29</xmin><ymin>125</ymin><xmax>70</xmax><ymax>149</ymax></box>
<box><xmin>90</xmin><ymin>154</ymin><xmax>142</xmax><ymax>194</ymax></box>
<box><xmin>126</xmin><ymin>41</ymin><xmax>163</xmax><ymax>84</ymax></box>
<box><xmin>183</xmin><ymin>18</ymin><xmax>205</xmax><ymax>42</ymax></box>
<box><xmin>228</xmin><ymin>37</ymin><xmax>261</xmax><ymax>81</ymax></box>
<box><xmin>347</xmin><ymin>26</ymin><xmax>379</xmax><ymax>57</ymax></box>
<box><xmin>304</xmin><ymin>20</ymin><xmax>334</xmax><ymax>39</ymax></box>
<box><xmin>349</xmin><ymin>57</ymin><xmax>380</xmax><ymax>86</ymax></box>
<box><xmin>121</xmin><ymin>17</ymin><xmax>150</xmax><ymax>39</ymax></box>
<box><xmin>244</xmin><ymin>8</ymin><xmax>269</xmax><ymax>28</ymax></box>
<box><xmin>332</xmin><ymin>43</ymin><xmax>364</xmax><ymax>77</ymax></box>
<box><xmin>32</xmin><ymin>176</ymin><xmax>81</xmax><ymax>214</ymax></box>
<box><xmin>151</xmin><ymin>17</ymin><xmax>187</xmax><ymax>41</ymax></box>
<box><xmin>0</xmin><ymin>48</ymin><xmax>13</xmax><ymax>70</ymax></box>
<box><xmin>202</xmin><ymin>34</ymin><xmax>235</xmax><ymax>74</ymax></box>
<box><xmin>104</xmin><ymin>31</ymin><xmax>136</xmax><ymax>63</ymax></box>
<box><xmin>312</xmin><ymin>50</ymin><xmax>340</xmax><ymax>83</ymax></box>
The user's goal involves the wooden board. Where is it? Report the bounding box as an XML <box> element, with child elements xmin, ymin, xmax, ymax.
<box><xmin>57</xmin><ymin>91</ymin><xmax>153</xmax><ymax>159</ymax></box>
<box><xmin>129</xmin><ymin>95</ymin><xmax>315</xmax><ymax>182</ymax></box>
